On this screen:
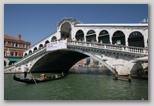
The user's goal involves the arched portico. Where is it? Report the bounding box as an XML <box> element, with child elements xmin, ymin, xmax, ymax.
<box><xmin>112</xmin><ymin>31</ymin><xmax>125</xmax><ymax>45</ymax></box>
<box><xmin>51</xmin><ymin>36</ymin><xmax>57</xmax><ymax>42</ymax></box>
<box><xmin>86</xmin><ymin>30</ymin><xmax>96</xmax><ymax>42</ymax></box>
<box><xmin>60</xmin><ymin>22</ymin><xmax>72</xmax><ymax>40</ymax></box>
<box><xmin>45</xmin><ymin>40</ymin><xmax>50</xmax><ymax>47</ymax></box>
<box><xmin>39</xmin><ymin>44</ymin><xmax>44</xmax><ymax>49</ymax></box>
<box><xmin>33</xmin><ymin>47</ymin><xmax>37</xmax><ymax>52</ymax></box>
<box><xmin>98</xmin><ymin>30</ymin><xmax>110</xmax><ymax>43</ymax></box>
<box><xmin>128</xmin><ymin>31</ymin><xmax>144</xmax><ymax>47</ymax></box>
<box><xmin>75</xmin><ymin>30</ymin><xmax>84</xmax><ymax>41</ymax></box>
<box><xmin>24</xmin><ymin>53</ymin><xmax>28</xmax><ymax>57</ymax></box>
<box><xmin>29</xmin><ymin>50</ymin><xmax>32</xmax><ymax>55</ymax></box>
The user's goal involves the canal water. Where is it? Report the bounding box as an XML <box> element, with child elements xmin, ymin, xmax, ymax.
<box><xmin>4</xmin><ymin>68</ymin><xmax>148</xmax><ymax>100</ymax></box>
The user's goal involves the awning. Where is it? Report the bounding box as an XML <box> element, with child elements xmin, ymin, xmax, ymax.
<box><xmin>8</xmin><ymin>58</ymin><xmax>20</xmax><ymax>62</ymax></box>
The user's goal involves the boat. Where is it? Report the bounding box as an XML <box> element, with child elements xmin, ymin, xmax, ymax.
<box><xmin>13</xmin><ymin>73</ymin><xmax>68</xmax><ymax>84</ymax></box>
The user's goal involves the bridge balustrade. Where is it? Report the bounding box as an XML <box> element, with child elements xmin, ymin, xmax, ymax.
<box><xmin>14</xmin><ymin>46</ymin><xmax>46</xmax><ymax>67</ymax></box>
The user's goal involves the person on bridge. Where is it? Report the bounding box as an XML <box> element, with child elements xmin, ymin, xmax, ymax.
<box><xmin>24</xmin><ymin>65</ymin><xmax>29</xmax><ymax>79</ymax></box>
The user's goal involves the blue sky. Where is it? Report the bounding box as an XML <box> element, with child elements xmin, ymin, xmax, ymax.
<box><xmin>4</xmin><ymin>4</ymin><xmax>148</xmax><ymax>46</ymax></box>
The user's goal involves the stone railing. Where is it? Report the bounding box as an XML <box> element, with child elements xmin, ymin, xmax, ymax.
<box><xmin>67</xmin><ymin>41</ymin><xmax>148</xmax><ymax>55</ymax></box>
<box><xmin>14</xmin><ymin>47</ymin><xmax>46</xmax><ymax>66</ymax></box>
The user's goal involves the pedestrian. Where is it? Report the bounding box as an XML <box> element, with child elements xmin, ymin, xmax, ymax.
<box><xmin>24</xmin><ymin>64</ymin><xmax>29</xmax><ymax>79</ymax></box>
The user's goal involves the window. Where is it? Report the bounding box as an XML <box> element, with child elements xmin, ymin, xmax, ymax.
<box><xmin>25</xmin><ymin>44</ymin><xmax>28</xmax><ymax>48</ymax></box>
<box><xmin>12</xmin><ymin>42</ymin><xmax>14</xmax><ymax>47</ymax></box>
<box><xmin>15</xmin><ymin>52</ymin><xmax>18</xmax><ymax>56</ymax></box>
<box><xmin>4</xmin><ymin>41</ymin><xmax>7</xmax><ymax>46</ymax></box>
<box><xmin>11</xmin><ymin>52</ymin><xmax>14</xmax><ymax>56</ymax></box>
<box><xmin>12</xmin><ymin>42</ymin><xmax>18</xmax><ymax>47</ymax></box>
<box><xmin>15</xmin><ymin>43</ymin><xmax>18</xmax><ymax>47</ymax></box>
<box><xmin>23</xmin><ymin>43</ymin><xmax>25</xmax><ymax>48</ymax></box>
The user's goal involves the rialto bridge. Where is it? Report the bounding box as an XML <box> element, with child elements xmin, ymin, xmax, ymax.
<box><xmin>4</xmin><ymin>18</ymin><xmax>148</xmax><ymax>76</ymax></box>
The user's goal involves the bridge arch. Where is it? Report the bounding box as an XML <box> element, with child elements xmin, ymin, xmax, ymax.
<box><xmin>75</xmin><ymin>30</ymin><xmax>84</xmax><ymax>41</ymax></box>
<box><xmin>29</xmin><ymin>49</ymin><xmax>89</xmax><ymax>73</ymax></box>
<box><xmin>112</xmin><ymin>30</ymin><xmax>125</xmax><ymax>45</ymax></box>
<box><xmin>60</xmin><ymin>22</ymin><xmax>72</xmax><ymax>40</ymax></box>
<box><xmin>98</xmin><ymin>30</ymin><xmax>110</xmax><ymax>43</ymax></box>
<box><xmin>128</xmin><ymin>31</ymin><xmax>144</xmax><ymax>47</ymax></box>
<box><xmin>86</xmin><ymin>30</ymin><xmax>96</xmax><ymax>42</ymax></box>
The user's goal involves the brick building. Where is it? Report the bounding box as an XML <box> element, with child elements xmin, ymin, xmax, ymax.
<box><xmin>4</xmin><ymin>34</ymin><xmax>31</xmax><ymax>66</ymax></box>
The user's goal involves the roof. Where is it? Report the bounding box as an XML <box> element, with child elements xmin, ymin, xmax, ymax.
<box><xmin>56</xmin><ymin>17</ymin><xmax>82</xmax><ymax>27</ymax></box>
<box><xmin>4</xmin><ymin>34</ymin><xmax>30</xmax><ymax>43</ymax></box>
<box><xmin>75</xmin><ymin>23</ymin><xmax>148</xmax><ymax>27</ymax></box>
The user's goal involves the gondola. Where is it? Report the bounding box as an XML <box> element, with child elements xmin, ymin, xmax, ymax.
<box><xmin>13</xmin><ymin>73</ymin><xmax>68</xmax><ymax>84</ymax></box>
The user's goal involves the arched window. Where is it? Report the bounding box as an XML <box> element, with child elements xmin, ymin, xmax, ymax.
<box><xmin>24</xmin><ymin>53</ymin><xmax>28</xmax><ymax>57</ymax></box>
<box><xmin>45</xmin><ymin>40</ymin><xmax>50</xmax><ymax>47</ymax></box>
<box><xmin>29</xmin><ymin>50</ymin><xmax>32</xmax><ymax>55</ymax></box>
<box><xmin>112</xmin><ymin>31</ymin><xmax>125</xmax><ymax>45</ymax></box>
<box><xmin>86</xmin><ymin>30</ymin><xmax>96</xmax><ymax>42</ymax></box>
<box><xmin>33</xmin><ymin>47</ymin><xmax>37</xmax><ymax>52</ymax></box>
<box><xmin>51</xmin><ymin>36</ymin><xmax>57</xmax><ymax>42</ymax></box>
<box><xmin>98</xmin><ymin>30</ymin><xmax>110</xmax><ymax>43</ymax></box>
<box><xmin>75</xmin><ymin>30</ymin><xmax>84</xmax><ymax>41</ymax></box>
<box><xmin>39</xmin><ymin>44</ymin><xmax>43</xmax><ymax>49</ymax></box>
<box><xmin>128</xmin><ymin>31</ymin><xmax>144</xmax><ymax>47</ymax></box>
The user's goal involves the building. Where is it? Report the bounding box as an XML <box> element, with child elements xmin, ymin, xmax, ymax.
<box><xmin>4</xmin><ymin>34</ymin><xmax>31</xmax><ymax>67</ymax></box>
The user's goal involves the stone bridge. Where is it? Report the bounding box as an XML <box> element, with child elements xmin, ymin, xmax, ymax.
<box><xmin>4</xmin><ymin>40</ymin><xmax>148</xmax><ymax>76</ymax></box>
<box><xmin>4</xmin><ymin>18</ymin><xmax>148</xmax><ymax>76</ymax></box>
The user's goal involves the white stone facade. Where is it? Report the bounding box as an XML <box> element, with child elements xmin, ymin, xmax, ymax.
<box><xmin>23</xmin><ymin>18</ymin><xmax>148</xmax><ymax>57</ymax></box>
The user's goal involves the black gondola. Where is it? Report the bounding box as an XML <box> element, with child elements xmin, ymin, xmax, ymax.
<box><xmin>13</xmin><ymin>73</ymin><xmax>68</xmax><ymax>84</ymax></box>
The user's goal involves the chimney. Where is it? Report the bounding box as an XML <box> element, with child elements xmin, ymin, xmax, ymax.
<box><xmin>18</xmin><ymin>34</ymin><xmax>21</xmax><ymax>40</ymax></box>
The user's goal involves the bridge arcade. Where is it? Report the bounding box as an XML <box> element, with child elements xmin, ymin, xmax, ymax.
<box><xmin>23</xmin><ymin>18</ymin><xmax>148</xmax><ymax>56</ymax></box>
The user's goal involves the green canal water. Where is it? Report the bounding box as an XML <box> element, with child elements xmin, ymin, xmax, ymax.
<box><xmin>4</xmin><ymin>68</ymin><xmax>148</xmax><ymax>100</ymax></box>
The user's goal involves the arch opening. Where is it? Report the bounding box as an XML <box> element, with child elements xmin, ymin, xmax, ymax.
<box><xmin>29</xmin><ymin>50</ymin><xmax>32</xmax><ymax>55</ymax></box>
<box><xmin>86</xmin><ymin>30</ymin><xmax>96</xmax><ymax>42</ymax></box>
<box><xmin>128</xmin><ymin>31</ymin><xmax>144</xmax><ymax>47</ymax></box>
<box><xmin>33</xmin><ymin>47</ymin><xmax>37</xmax><ymax>52</ymax></box>
<box><xmin>60</xmin><ymin>22</ymin><xmax>72</xmax><ymax>40</ymax></box>
<box><xmin>30</xmin><ymin>50</ymin><xmax>89</xmax><ymax>73</ymax></box>
<box><xmin>112</xmin><ymin>31</ymin><xmax>125</xmax><ymax>45</ymax></box>
<box><xmin>75</xmin><ymin>30</ymin><xmax>84</xmax><ymax>41</ymax></box>
<box><xmin>45</xmin><ymin>40</ymin><xmax>50</xmax><ymax>47</ymax></box>
<box><xmin>39</xmin><ymin>44</ymin><xmax>44</xmax><ymax>49</ymax></box>
<box><xmin>24</xmin><ymin>53</ymin><xmax>28</xmax><ymax>57</ymax></box>
<box><xmin>51</xmin><ymin>36</ymin><xmax>57</xmax><ymax>42</ymax></box>
<box><xmin>98</xmin><ymin>30</ymin><xmax>110</xmax><ymax>43</ymax></box>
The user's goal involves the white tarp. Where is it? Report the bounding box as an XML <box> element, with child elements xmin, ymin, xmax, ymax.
<box><xmin>46</xmin><ymin>40</ymin><xmax>67</xmax><ymax>52</ymax></box>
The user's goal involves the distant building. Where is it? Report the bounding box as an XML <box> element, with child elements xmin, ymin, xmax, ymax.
<box><xmin>4</xmin><ymin>34</ymin><xmax>31</xmax><ymax>67</ymax></box>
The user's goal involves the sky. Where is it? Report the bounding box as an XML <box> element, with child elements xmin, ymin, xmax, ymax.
<box><xmin>4</xmin><ymin>4</ymin><xmax>148</xmax><ymax>46</ymax></box>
